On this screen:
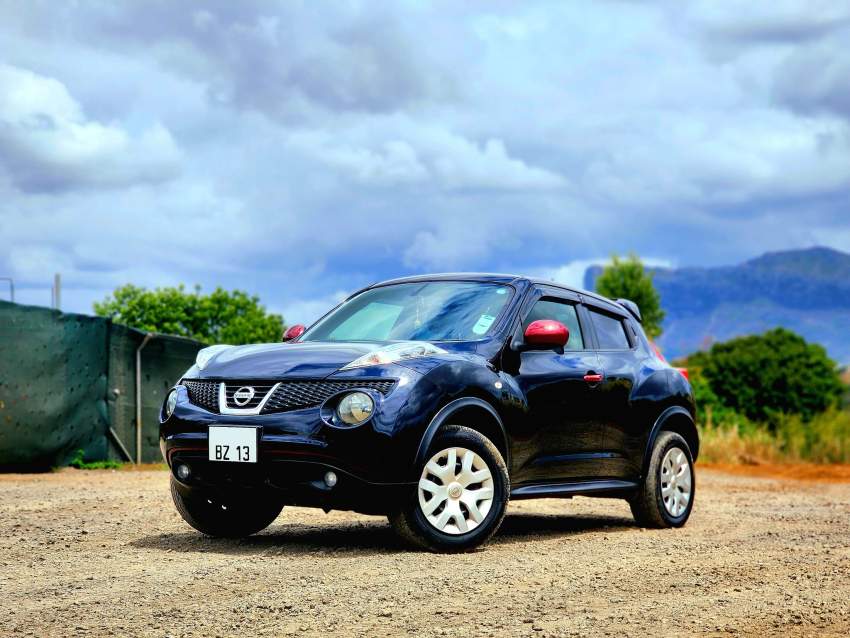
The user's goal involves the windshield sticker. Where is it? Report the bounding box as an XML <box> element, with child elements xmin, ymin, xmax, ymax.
<box><xmin>472</xmin><ymin>314</ymin><xmax>496</xmax><ymax>335</ymax></box>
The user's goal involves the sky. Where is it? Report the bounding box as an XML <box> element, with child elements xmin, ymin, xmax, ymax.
<box><xmin>1</xmin><ymin>1</ymin><xmax>849</xmax><ymax>324</ymax></box>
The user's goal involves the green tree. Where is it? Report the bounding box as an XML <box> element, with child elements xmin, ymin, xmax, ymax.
<box><xmin>595</xmin><ymin>254</ymin><xmax>665</xmax><ymax>338</ymax></box>
<box><xmin>700</xmin><ymin>328</ymin><xmax>843</xmax><ymax>424</ymax></box>
<box><xmin>94</xmin><ymin>284</ymin><xmax>284</xmax><ymax>345</ymax></box>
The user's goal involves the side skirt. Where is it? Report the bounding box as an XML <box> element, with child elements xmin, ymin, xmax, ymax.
<box><xmin>510</xmin><ymin>479</ymin><xmax>639</xmax><ymax>500</ymax></box>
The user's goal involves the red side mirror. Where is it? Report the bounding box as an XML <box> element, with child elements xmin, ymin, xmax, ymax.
<box><xmin>282</xmin><ymin>324</ymin><xmax>305</xmax><ymax>342</ymax></box>
<box><xmin>524</xmin><ymin>320</ymin><xmax>569</xmax><ymax>349</ymax></box>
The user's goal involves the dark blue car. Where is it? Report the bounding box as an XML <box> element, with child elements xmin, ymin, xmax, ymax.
<box><xmin>161</xmin><ymin>274</ymin><xmax>697</xmax><ymax>552</ymax></box>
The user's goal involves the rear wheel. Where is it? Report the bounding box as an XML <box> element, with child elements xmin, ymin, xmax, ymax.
<box><xmin>630</xmin><ymin>431</ymin><xmax>695</xmax><ymax>528</ymax></box>
<box><xmin>170</xmin><ymin>477</ymin><xmax>283</xmax><ymax>538</ymax></box>
<box><xmin>388</xmin><ymin>425</ymin><xmax>509</xmax><ymax>552</ymax></box>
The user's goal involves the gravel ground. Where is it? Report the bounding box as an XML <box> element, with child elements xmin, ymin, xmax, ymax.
<box><xmin>1</xmin><ymin>468</ymin><xmax>848</xmax><ymax>637</ymax></box>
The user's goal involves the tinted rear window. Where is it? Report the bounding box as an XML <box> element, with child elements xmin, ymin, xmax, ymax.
<box><xmin>589</xmin><ymin>310</ymin><xmax>630</xmax><ymax>350</ymax></box>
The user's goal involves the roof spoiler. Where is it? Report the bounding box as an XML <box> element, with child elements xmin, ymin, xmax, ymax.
<box><xmin>616</xmin><ymin>298</ymin><xmax>642</xmax><ymax>323</ymax></box>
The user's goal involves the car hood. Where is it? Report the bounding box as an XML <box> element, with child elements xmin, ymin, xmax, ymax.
<box><xmin>195</xmin><ymin>342</ymin><xmax>382</xmax><ymax>379</ymax></box>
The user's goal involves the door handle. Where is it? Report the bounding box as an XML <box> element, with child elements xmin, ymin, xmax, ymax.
<box><xmin>583</xmin><ymin>372</ymin><xmax>603</xmax><ymax>384</ymax></box>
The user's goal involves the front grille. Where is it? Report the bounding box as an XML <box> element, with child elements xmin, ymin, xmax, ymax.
<box><xmin>183</xmin><ymin>380</ymin><xmax>219</xmax><ymax>413</ymax></box>
<box><xmin>180</xmin><ymin>379</ymin><xmax>396</xmax><ymax>414</ymax></box>
<box><xmin>262</xmin><ymin>380</ymin><xmax>396</xmax><ymax>413</ymax></box>
<box><xmin>223</xmin><ymin>382</ymin><xmax>276</xmax><ymax>410</ymax></box>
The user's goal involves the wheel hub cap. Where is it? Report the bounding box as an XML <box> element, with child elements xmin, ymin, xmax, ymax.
<box><xmin>660</xmin><ymin>446</ymin><xmax>692</xmax><ymax>517</ymax></box>
<box><xmin>418</xmin><ymin>446</ymin><xmax>495</xmax><ymax>535</ymax></box>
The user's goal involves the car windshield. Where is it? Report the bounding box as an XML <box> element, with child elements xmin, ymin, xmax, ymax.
<box><xmin>300</xmin><ymin>281</ymin><xmax>514</xmax><ymax>342</ymax></box>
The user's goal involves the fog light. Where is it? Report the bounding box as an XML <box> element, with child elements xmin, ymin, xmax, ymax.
<box><xmin>324</xmin><ymin>471</ymin><xmax>337</xmax><ymax>488</ymax></box>
<box><xmin>176</xmin><ymin>464</ymin><xmax>191</xmax><ymax>481</ymax></box>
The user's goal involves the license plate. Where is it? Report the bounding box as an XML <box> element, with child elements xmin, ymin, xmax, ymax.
<box><xmin>208</xmin><ymin>426</ymin><xmax>258</xmax><ymax>463</ymax></box>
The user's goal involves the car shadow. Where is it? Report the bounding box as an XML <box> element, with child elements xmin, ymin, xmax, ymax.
<box><xmin>493</xmin><ymin>512</ymin><xmax>634</xmax><ymax>544</ymax></box>
<box><xmin>130</xmin><ymin>512</ymin><xmax>636</xmax><ymax>556</ymax></box>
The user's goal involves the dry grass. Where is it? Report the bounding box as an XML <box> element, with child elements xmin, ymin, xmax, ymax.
<box><xmin>699</xmin><ymin>408</ymin><xmax>850</xmax><ymax>465</ymax></box>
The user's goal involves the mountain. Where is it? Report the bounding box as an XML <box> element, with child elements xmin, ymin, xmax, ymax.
<box><xmin>584</xmin><ymin>247</ymin><xmax>850</xmax><ymax>364</ymax></box>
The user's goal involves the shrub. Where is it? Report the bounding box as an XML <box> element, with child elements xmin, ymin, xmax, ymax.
<box><xmin>68</xmin><ymin>449</ymin><xmax>124</xmax><ymax>470</ymax></box>
<box><xmin>700</xmin><ymin>328</ymin><xmax>843</xmax><ymax>424</ymax></box>
<box><xmin>94</xmin><ymin>284</ymin><xmax>284</xmax><ymax>345</ymax></box>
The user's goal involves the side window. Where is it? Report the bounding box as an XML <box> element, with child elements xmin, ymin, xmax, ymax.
<box><xmin>588</xmin><ymin>309</ymin><xmax>630</xmax><ymax>350</ymax></box>
<box><xmin>522</xmin><ymin>299</ymin><xmax>584</xmax><ymax>350</ymax></box>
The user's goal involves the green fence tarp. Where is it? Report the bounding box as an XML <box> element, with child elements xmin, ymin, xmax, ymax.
<box><xmin>107</xmin><ymin>323</ymin><xmax>205</xmax><ymax>463</ymax></box>
<box><xmin>0</xmin><ymin>300</ymin><xmax>204</xmax><ymax>469</ymax></box>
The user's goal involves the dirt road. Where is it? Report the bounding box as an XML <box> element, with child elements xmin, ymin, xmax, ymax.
<box><xmin>1</xmin><ymin>468</ymin><xmax>848</xmax><ymax>637</ymax></box>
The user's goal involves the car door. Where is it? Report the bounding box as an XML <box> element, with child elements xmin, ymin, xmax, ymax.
<box><xmin>584</xmin><ymin>303</ymin><xmax>640</xmax><ymax>480</ymax></box>
<box><xmin>512</xmin><ymin>289</ymin><xmax>606</xmax><ymax>483</ymax></box>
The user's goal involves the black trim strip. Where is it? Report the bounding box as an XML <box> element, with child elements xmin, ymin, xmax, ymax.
<box><xmin>511</xmin><ymin>479</ymin><xmax>639</xmax><ymax>500</ymax></box>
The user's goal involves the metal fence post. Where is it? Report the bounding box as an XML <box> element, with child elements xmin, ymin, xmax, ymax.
<box><xmin>135</xmin><ymin>333</ymin><xmax>155</xmax><ymax>464</ymax></box>
<box><xmin>53</xmin><ymin>273</ymin><xmax>61</xmax><ymax>309</ymax></box>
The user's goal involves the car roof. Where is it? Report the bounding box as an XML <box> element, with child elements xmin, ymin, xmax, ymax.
<box><xmin>367</xmin><ymin>273</ymin><xmax>626</xmax><ymax>316</ymax></box>
<box><xmin>372</xmin><ymin>272</ymin><xmax>524</xmax><ymax>286</ymax></box>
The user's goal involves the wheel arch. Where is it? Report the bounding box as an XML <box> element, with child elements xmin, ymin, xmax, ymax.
<box><xmin>643</xmin><ymin>405</ymin><xmax>699</xmax><ymax>476</ymax></box>
<box><xmin>413</xmin><ymin>397</ymin><xmax>510</xmax><ymax>477</ymax></box>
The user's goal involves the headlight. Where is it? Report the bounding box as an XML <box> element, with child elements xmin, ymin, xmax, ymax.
<box><xmin>341</xmin><ymin>341</ymin><xmax>447</xmax><ymax>370</ymax></box>
<box><xmin>196</xmin><ymin>344</ymin><xmax>231</xmax><ymax>371</ymax></box>
<box><xmin>163</xmin><ymin>388</ymin><xmax>178</xmax><ymax>420</ymax></box>
<box><xmin>336</xmin><ymin>392</ymin><xmax>374</xmax><ymax>425</ymax></box>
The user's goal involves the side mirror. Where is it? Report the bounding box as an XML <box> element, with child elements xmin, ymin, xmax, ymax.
<box><xmin>282</xmin><ymin>324</ymin><xmax>305</xmax><ymax>342</ymax></box>
<box><xmin>523</xmin><ymin>319</ymin><xmax>569</xmax><ymax>350</ymax></box>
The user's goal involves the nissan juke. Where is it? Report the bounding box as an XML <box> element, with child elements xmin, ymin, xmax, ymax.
<box><xmin>160</xmin><ymin>274</ymin><xmax>697</xmax><ymax>552</ymax></box>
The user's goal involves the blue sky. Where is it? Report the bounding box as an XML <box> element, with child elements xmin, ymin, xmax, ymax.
<box><xmin>1</xmin><ymin>1</ymin><xmax>849</xmax><ymax>324</ymax></box>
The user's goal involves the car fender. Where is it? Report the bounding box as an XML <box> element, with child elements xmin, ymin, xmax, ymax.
<box><xmin>642</xmin><ymin>405</ymin><xmax>699</xmax><ymax>477</ymax></box>
<box><xmin>413</xmin><ymin>396</ymin><xmax>510</xmax><ymax>474</ymax></box>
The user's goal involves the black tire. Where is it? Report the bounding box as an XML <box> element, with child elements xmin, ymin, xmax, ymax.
<box><xmin>388</xmin><ymin>425</ymin><xmax>509</xmax><ymax>552</ymax></box>
<box><xmin>630</xmin><ymin>431</ymin><xmax>695</xmax><ymax>528</ymax></box>
<box><xmin>170</xmin><ymin>477</ymin><xmax>283</xmax><ymax>538</ymax></box>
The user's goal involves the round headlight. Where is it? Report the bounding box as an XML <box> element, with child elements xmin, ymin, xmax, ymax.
<box><xmin>164</xmin><ymin>388</ymin><xmax>178</xmax><ymax>420</ymax></box>
<box><xmin>336</xmin><ymin>392</ymin><xmax>374</xmax><ymax>425</ymax></box>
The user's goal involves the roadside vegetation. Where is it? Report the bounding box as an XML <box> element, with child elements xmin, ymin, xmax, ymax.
<box><xmin>696</xmin><ymin>409</ymin><xmax>850</xmax><ymax>465</ymax></box>
<box><xmin>66</xmin><ymin>450</ymin><xmax>166</xmax><ymax>471</ymax></box>
<box><xmin>68</xmin><ymin>449</ymin><xmax>123</xmax><ymax>470</ymax></box>
<box><xmin>681</xmin><ymin>329</ymin><xmax>849</xmax><ymax>464</ymax></box>
<box><xmin>94</xmin><ymin>284</ymin><xmax>285</xmax><ymax>344</ymax></box>
<box><xmin>598</xmin><ymin>256</ymin><xmax>850</xmax><ymax>465</ymax></box>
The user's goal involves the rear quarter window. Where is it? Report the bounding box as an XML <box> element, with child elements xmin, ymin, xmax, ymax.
<box><xmin>589</xmin><ymin>309</ymin><xmax>630</xmax><ymax>350</ymax></box>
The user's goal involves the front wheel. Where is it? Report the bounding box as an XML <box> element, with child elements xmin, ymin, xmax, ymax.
<box><xmin>388</xmin><ymin>425</ymin><xmax>509</xmax><ymax>552</ymax></box>
<box><xmin>630</xmin><ymin>431</ymin><xmax>695</xmax><ymax>528</ymax></box>
<box><xmin>170</xmin><ymin>477</ymin><xmax>283</xmax><ymax>538</ymax></box>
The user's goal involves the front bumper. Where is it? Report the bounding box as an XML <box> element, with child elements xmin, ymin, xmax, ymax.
<box><xmin>160</xmin><ymin>369</ymin><xmax>430</xmax><ymax>512</ymax></box>
<box><xmin>167</xmin><ymin>454</ymin><xmax>412</xmax><ymax>515</ymax></box>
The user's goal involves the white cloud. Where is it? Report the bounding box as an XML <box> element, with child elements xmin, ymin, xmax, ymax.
<box><xmin>291</xmin><ymin>134</ymin><xmax>428</xmax><ymax>185</ymax></box>
<box><xmin>534</xmin><ymin>257</ymin><xmax>675</xmax><ymax>290</ymax></box>
<box><xmin>431</xmin><ymin>137</ymin><xmax>566</xmax><ymax>191</ymax></box>
<box><xmin>0</xmin><ymin>0</ymin><xmax>848</xmax><ymax>318</ymax></box>
<box><xmin>290</xmin><ymin>127</ymin><xmax>566</xmax><ymax>191</ymax></box>
<box><xmin>402</xmin><ymin>228</ymin><xmax>498</xmax><ymax>271</ymax></box>
<box><xmin>0</xmin><ymin>64</ymin><xmax>181</xmax><ymax>192</ymax></box>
